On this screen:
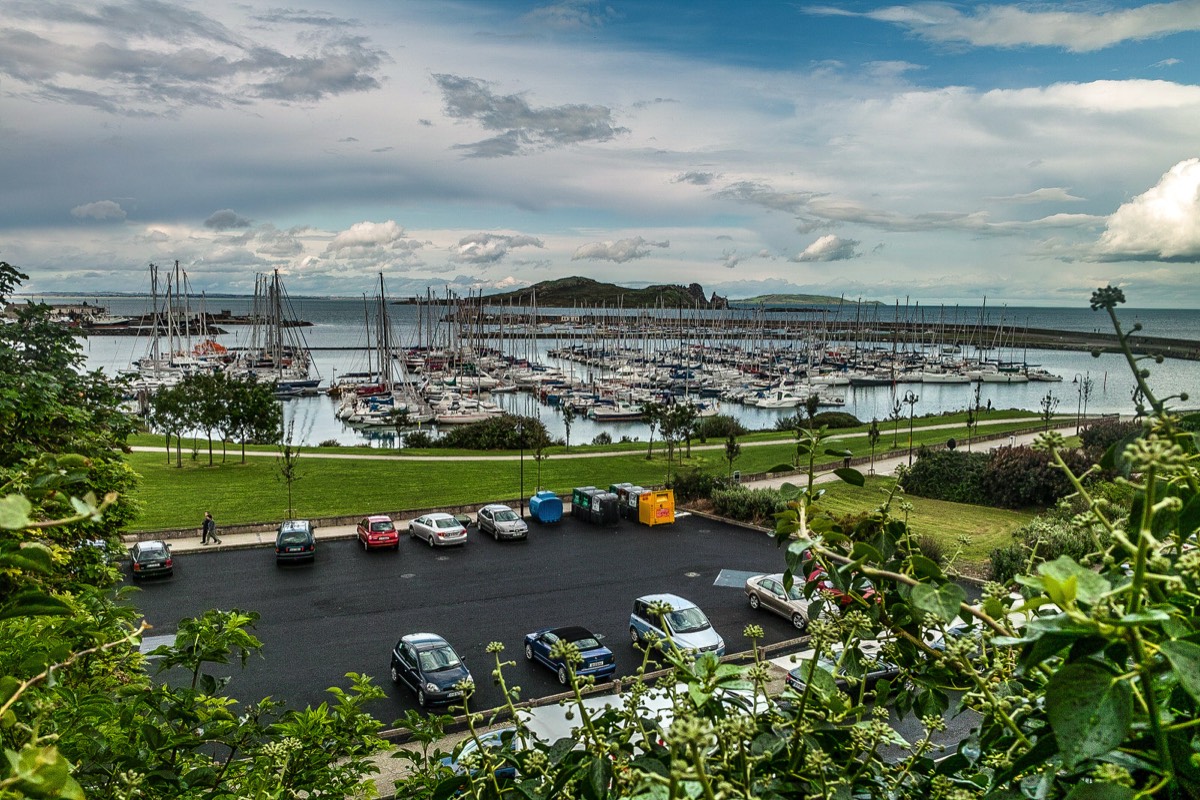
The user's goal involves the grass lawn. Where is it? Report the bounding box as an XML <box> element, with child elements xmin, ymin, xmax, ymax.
<box><xmin>814</xmin><ymin>476</ymin><xmax>1035</xmax><ymax>574</ymax></box>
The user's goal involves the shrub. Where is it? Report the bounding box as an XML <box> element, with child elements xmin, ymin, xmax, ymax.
<box><xmin>402</xmin><ymin>430</ymin><xmax>434</xmax><ymax>448</ymax></box>
<box><xmin>1079</xmin><ymin>416</ymin><xmax>1142</xmax><ymax>462</ymax></box>
<box><xmin>318</xmin><ymin>438</ymin><xmax>340</xmax><ymax>447</ymax></box>
<box><xmin>979</xmin><ymin>445</ymin><xmax>1091</xmax><ymax>508</ymax></box>
<box><xmin>670</xmin><ymin>469</ymin><xmax>735</xmax><ymax>503</ymax></box>
<box><xmin>710</xmin><ymin>486</ymin><xmax>784</xmax><ymax>524</ymax></box>
<box><xmin>434</xmin><ymin>414</ymin><xmax>551</xmax><ymax>450</ymax></box>
<box><xmin>988</xmin><ymin>514</ymin><xmax>1111</xmax><ymax>584</ymax></box>
<box><xmin>913</xmin><ymin>534</ymin><xmax>946</xmax><ymax>567</ymax></box>
<box><xmin>591</xmin><ymin>431</ymin><xmax>612</xmax><ymax>445</ymax></box>
<box><xmin>810</xmin><ymin>411</ymin><xmax>861</xmax><ymax>429</ymax></box>
<box><xmin>898</xmin><ymin>447</ymin><xmax>988</xmax><ymax>503</ymax></box>
<box><xmin>695</xmin><ymin>414</ymin><xmax>746</xmax><ymax>441</ymax></box>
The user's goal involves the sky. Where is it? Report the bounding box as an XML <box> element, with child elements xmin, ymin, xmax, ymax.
<box><xmin>3</xmin><ymin>0</ymin><xmax>1200</xmax><ymax>307</ymax></box>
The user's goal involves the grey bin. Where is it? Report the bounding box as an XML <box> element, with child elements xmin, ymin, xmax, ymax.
<box><xmin>590</xmin><ymin>492</ymin><xmax>620</xmax><ymax>527</ymax></box>
<box><xmin>623</xmin><ymin>487</ymin><xmax>646</xmax><ymax>519</ymax></box>
<box><xmin>571</xmin><ymin>486</ymin><xmax>598</xmax><ymax>519</ymax></box>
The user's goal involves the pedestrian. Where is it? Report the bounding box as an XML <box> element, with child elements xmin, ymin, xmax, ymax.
<box><xmin>201</xmin><ymin>511</ymin><xmax>222</xmax><ymax>545</ymax></box>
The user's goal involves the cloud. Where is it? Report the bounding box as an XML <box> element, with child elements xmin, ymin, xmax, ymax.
<box><xmin>523</xmin><ymin>1</ymin><xmax>619</xmax><ymax>30</ymax></box>
<box><xmin>451</xmin><ymin>233</ymin><xmax>545</xmax><ymax>264</ymax></box>
<box><xmin>0</xmin><ymin>2</ymin><xmax>386</xmax><ymax>115</ymax></box>
<box><xmin>715</xmin><ymin>181</ymin><xmax>821</xmax><ymax>214</ymax></box>
<box><xmin>70</xmin><ymin>200</ymin><xmax>126</xmax><ymax>221</ymax></box>
<box><xmin>1153</xmin><ymin>58</ymin><xmax>1182</xmax><ymax>67</ymax></box>
<box><xmin>205</xmin><ymin>209</ymin><xmax>251</xmax><ymax>230</ymax></box>
<box><xmin>1094</xmin><ymin>158</ymin><xmax>1200</xmax><ymax>262</ymax></box>
<box><xmin>322</xmin><ymin>221</ymin><xmax>425</xmax><ymax>268</ymax></box>
<box><xmin>253</xmin><ymin>225</ymin><xmax>303</xmax><ymax>257</ymax></box>
<box><xmin>432</xmin><ymin>73</ymin><xmax>628</xmax><ymax>157</ymax></box>
<box><xmin>809</xmin><ymin>1</ymin><xmax>1200</xmax><ymax>53</ymax></box>
<box><xmin>988</xmin><ymin>187</ymin><xmax>1085</xmax><ymax>204</ymax></box>
<box><xmin>572</xmin><ymin>237</ymin><xmax>669</xmax><ymax>262</ymax></box>
<box><xmin>790</xmin><ymin>234</ymin><xmax>860</xmax><ymax>262</ymax></box>
<box><xmin>674</xmin><ymin>170</ymin><xmax>718</xmax><ymax>186</ymax></box>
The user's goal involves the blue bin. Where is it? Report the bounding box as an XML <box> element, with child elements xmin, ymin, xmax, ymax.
<box><xmin>529</xmin><ymin>491</ymin><xmax>563</xmax><ymax>524</ymax></box>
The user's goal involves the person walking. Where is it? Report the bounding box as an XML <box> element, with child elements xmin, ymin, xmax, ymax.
<box><xmin>201</xmin><ymin>511</ymin><xmax>222</xmax><ymax>545</ymax></box>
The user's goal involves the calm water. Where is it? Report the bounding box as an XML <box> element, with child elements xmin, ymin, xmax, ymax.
<box><xmin>30</xmin><ymin>294</ymin><xmax>1200</xmax><ymax>447</ymax></box>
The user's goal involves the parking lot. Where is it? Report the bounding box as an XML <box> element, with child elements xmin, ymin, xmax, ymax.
<box><xmin>128</xmin><ymin>512</ymin><xmax>806</xmax><ymax>721</ymax></box>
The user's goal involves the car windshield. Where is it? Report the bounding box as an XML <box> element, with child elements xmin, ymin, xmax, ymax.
<box><xmin>570</xmin><ymin>636</ymin><xmax>602</xmax><ymax>650</ymax></box>
<box><xmin>279</xmin><ymin>531</ymin><xmax>310</xmax><ymax>545</ymax></box>
<box><xmin>435</xmin><ymin>518</ymin><xmax>461</xmax><ymax>529</ymax></box>
<box><xmin>665</xmin><ymin>606</ymin><xmax>710</xmax><ymax>634</ymax></box>
<box><xmin>139</xmin><ymin>545</ymin><xmax>166</xmax><ymax>557</ymax></box>
<box><xmin>785</xmin><ymin>584</ymin><xmax>805</xmax><ymax>601</ymax></box>
<box><xmin>370</xmin><ymin>521</ymin><xmax>394</xmax><ymax>532</ymax></box>
<box><xmin>493</xmin><ymin>510</ymin><xmax>519</xmax><ymax>522</ymax></box>
<box><xmin>418</xmin><ymin>646</ymin><xmax>461</xmax><ymax>672</ymax></box>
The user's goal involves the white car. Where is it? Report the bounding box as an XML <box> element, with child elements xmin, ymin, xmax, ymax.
<box><xmin>409</xmin><ymin>512</ymin><xmax>469</xmax><ymax>548</ymax></box>
<box><xmin>476</xmin><ymin>504</ymin><xmax>529</xmax><ymax>541</ymax></box>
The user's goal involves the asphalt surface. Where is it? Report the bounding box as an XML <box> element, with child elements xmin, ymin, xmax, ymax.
<box><xmin>127</xmin><ymin>513</ymin><xmax>806</xmax><ymax>723</ymax></box>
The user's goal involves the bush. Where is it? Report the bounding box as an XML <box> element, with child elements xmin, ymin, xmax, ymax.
<box><xmin>402</xmin><ymin>430</ymin><xmax>434</xmax><ymax>448</ymax></box>
<box><xmin>670</xmin><ymin>469</ymin><xmax>735</xmax><ymax>503</ymax></box>
<box><xmin>434</xmin><ymin>414</ymin><xmax>551</xmax><ymax>450</ymax></box>
<box><xmin>591</xmin><ymin>431</ymin><xmax>612</xmax><ymax>445</ymax></box>
<box><xmin>318</xmin><ymin>438</ymin><xmax>341</xmax><ymax>447</ymax></box>
<box><xmin>988</xmin><ymin>514</ymin><xmax>1111</xmax><ymax>584</ymax></box>
<box><xmin>810</xmin><ymin>411</ymin><xmax>861</xmax><ymax>429</ymax></box>
<box><xmin>899</xmin><ymin>447</ymin><xmax>988</xmax><ymax>503</ymax></box>
<box><xmin>1079</xmin><ymin>416</ymin><xmax>1142</xmax><ymax>462</ymax></box>
<box><xmin>695</xmin><ymin>414</ymin><xmax>746</xmax><ymax>441</ymax></box>
<box><xmin>710</xmin><ymin>486</ymin><xmax>785</xmax><ymax>524</ymax></box>
<box><xmin>979</xmin><ymin>445</ymin><xmax>1091</xmax><ymax>508</ymax></box>
<box><xmin>913</xmin><ymin>534</ymin><xmax>947</xmax><ymax>567</ymax></box>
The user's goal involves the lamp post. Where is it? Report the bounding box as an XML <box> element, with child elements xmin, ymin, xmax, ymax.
<box><xmin>517</xmin><ymin>420</ymin><xmax>526</xmax><ymax>517</ymax></box>
<box><xmin>903</xmin><ymin>390</ymin><xmax>919</xmax><ymax>466</ymax></box>
<box><xmin>1081</xmin><ymin>372</ymin><xmax>1093</xmax><ymax>431</ymax></box>
<box><xmin>1073</xmin><ymin>373</ymin><xmax>1083</xmax><ymax>433</ymax></box>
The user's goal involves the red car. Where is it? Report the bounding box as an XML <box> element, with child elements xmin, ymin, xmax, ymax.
<box><xmin>357</xmin><ymin>515</ymin><xmax>399</xmax><ymax>551</ymax></box>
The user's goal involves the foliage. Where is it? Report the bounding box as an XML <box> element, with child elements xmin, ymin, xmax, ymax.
<box><xmin>988</xmin><ymin>512</ymin><xmax>1114</xmax><ymax>584</ymax></box>
<box><xmin>898</xmin><ymin>446</ymin><xmax>988</xmax><ymax>503</ymax></box>
<box><xmin>404</xmin><ymin>429</ymin><xmax>435</xmax><ymax>448</ymax></box>
<box><xmin>1079</xmin><ymin>416</ymin><xmax>1144</xmax><ymax>463</ymax></box>
<box><xmin>669</xmin><ymin>468</ymin><xmax>734</xmax><ymax>503</ymax></box>
<box><xmin>434</xmin><ymin>414</ymin><xmax>552</xmax><ymax>451</ymax></box>
<box><xmin>695</xmin><ymin>413</ymin><xmax>746</xmax><ymax>441</ymax></box>
<box><xmin>775</xmin><ymin>410</ymin><xmax>861</xmax><ymax>430</ymax></box>
<box><xmin>591</xmin><ymin>431</ymin><xmax>612</xmax><ymax>446</ymax></box>
<box><xmin>724</xmin><ymin>433</ymin><xmax>741</xmax><ymax>475</ymax></box>
<box><xmin>709</xmin><ymin>486</ymin><xmax>785</xmax><ymax>523</ymax></box>
<box><xmin>146</xmin><ymin>373</ymin><xmax>280</xmax><ymax>466</ymax></box>
<box><xmin>978</xmin><ymin>444</ymin><xmax>1092</xmax><ymax>508</ymax></box>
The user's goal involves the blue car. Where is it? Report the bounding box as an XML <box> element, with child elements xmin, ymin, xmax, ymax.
<box><xmin>389</xmin><ymin>632</ymin><xmax>472</xmax><ymax>707</ymax></box>
<box><xmin>524</xmin><ymin>625</ymin><xmax>616</xmax><ymax>686</ymax></box>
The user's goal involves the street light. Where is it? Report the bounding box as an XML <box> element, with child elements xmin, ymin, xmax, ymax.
<box><xmin>1073</xmin><ymin>373</ymin><xmax>1083</xmax><ymax>433</ymax></box>
<box><xmin>903</xmin><ymin>390</ymin><xmax>919</xmax><ymax>466</ymax></box>
<box><xmin>517</xmin><ymin>420</ymin><xmax>526</xmax><ymax>517</ymax></box>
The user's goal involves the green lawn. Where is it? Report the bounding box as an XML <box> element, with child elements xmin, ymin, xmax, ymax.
<box><xmin>813</xmin><ymin>476</ymin><xmax>1034</xmax><ymax>572</ymax></box>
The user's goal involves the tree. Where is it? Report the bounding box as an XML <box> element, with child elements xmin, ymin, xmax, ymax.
<box><xmin>966</xmin><ymin>383</ymin><xmax>983</xmax><ymax>451</ymax></box>
<box><xmin>804</xmin><ymin>392</ymin><xmax>820</xmax><ymax>424</ymax></box>
<box><xmin>561</xmin><ymin>403</ymin><xmax>576</xmax><ymax>451</ymax></box>
<box><xmin>1039</xmin><ymin>388</ymin><xmax>1059</xmax><ymax>430</ymax></box>
<box><xmin>889</xmin><ymin>394</ymin><xmax>903</xmax><ymax>447</ymax></box>
<box><xmin>276</xmin><ymin>418</ymin><xmax>304</xmax><ymax>518</ymax></box>
<box><xmin>723</xmin><ymin>433</ymin><xmax>741</xmax><ymax>475</ymax></box>
<box><xmin>641</xmin><ymin>400</ymin><xmax>663</xmax><ymax>460</ymax></box>
<box><xmin>867</xmin><ymin>417</ymin><xmax>881</xmax><ymax>474</ymax></box>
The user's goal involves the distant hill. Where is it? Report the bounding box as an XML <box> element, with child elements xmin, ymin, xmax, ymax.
<box><xmin>732</xmin><ymin>293</ymin><xmax>880</xmax><ymax>307</ymax></box>
<box><xmin>483</xmin><ymin>276</ymin><xmax>727</xmax><ymax>309</ymax></box>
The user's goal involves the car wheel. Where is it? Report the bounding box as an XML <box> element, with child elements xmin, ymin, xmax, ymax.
<box><xmin>392</xmin><ymin>542</ymin><xmax>400</xmax><ymax>551</ymax></box>
<box><xmin>629</xmin><ymin>627</ymin><xmax>640</xmax><ymax>646</ymax></box>
<box><xmin>792</xmin><ymin>613</ymin><xmax>807</xmax><ymax>630</ymax></box>
<box><xmin>493</xmin><ymin>527</ymin><xmax>499</xmax><ymax>541</ymax></box>
<box><xmin>427</xmin><ymin>533</ymin><xmax>434</xmax><ymax>548</ymax></box>
<box><xmin>361</xmin><ymin>538</ymin><xmax>368</xmax><ymax>552</ymax></box>
<box><xmin>557</xmin><ymin>665</ymin><xmax>568</xmax><ymax>685</ymax></box>
<box><xmin>748</xmin><ymin>593</ymin><xmax>760</xmax><ymax>610</ymax></box>
<box><xmin>417</xmin><ymin>690</ymin><xmax>427</xmax><ymax>707</ymax></box>
<box><xmin>390</xmin><ymin>665</ymin><xmax>400</xmax><ymax>683</ymax></box>
<box><xmin>525</xmin><ymin>643</ymin><xmax>534</xmax><ymax>660</ymax></box>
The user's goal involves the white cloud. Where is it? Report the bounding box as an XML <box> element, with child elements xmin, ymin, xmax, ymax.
<box><xmin>572</xmin><ymin>237</ymin><xmax>670</xmax><ymax>262</ymax></box>
<box><xmin>70</xmin><ymin>200</ymin><xmax>126</xmax><ymax>221</ymax></box>
<box><xmin>989</xmin><ymin>187</ymin><xmax>1085</xmax><ymax>204</ymax></box>
<box><xmin>325</xmin><ymin>221</ymin><xmax>408</xmax><ymax>254</ymax></box>
<box><xmin>451</xmin><ymin>233</ymin><xmax>545</xmax><ymax>264</ymax></box>
<box><xmin>791</xmin><ymin>234</ymin><xmax>860</xmax><ymax>262</ymax></box>
<box><xmin>1095</xmin><ymin>158</ymin><xmax>1200</xmax><ymax>262</ymax></box>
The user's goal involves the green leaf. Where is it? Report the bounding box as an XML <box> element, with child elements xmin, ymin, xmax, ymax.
<box><xmin>911</xmin><ymin>583</ymin><xmax>965</xmax><ymax>623</ymax></box>
<box><xmin>908</xmin><ymin>554</ymin><xmax>945</xmax><ymax>580</ymax></box>
<box><xmin>849</xmin><ymin>541</ymin><xmax>882</xmax><ymax>564</ymax></box>
<box><xmin>784</xmin><ymin>540</ymin><xmax>816</xmax><ymax>573</ymax></box>
<box><xmin>0</xmin><ymin>542</ymin><xmax>55</xmax><ymax>574</ymax></box>
<box><xmin>0</xmin><ymin>495</ymin><xmax>33</xmax><ymax>530</ymax></box>
<box><xmin>581</xmin><ymin>754</ymin><xmax>612</xmax><ymax>800</ymax></box>
<box><xmin>1045</xmin><ymin>662</ymin><xmax>1132</xmax><ymax>769</ymax></box>
<box><xmin>1035</xmin><ymin>556</ymin><xmax>1112</xmax><ymax>606</ymax></box>
<box><xmin>1159</xmin><ymin>640</ymin><xmax>1200</xmax><ymax>703</ymax></box>
<box><xmin>1064</xmin><ymin>784</ymin><xmax>1135</xmax><ymax>800</ymax></box>
<box><xmin>1179</xmin><ymin>495</ymin><xmax>1200</xmax><ymax>539</ymax></box>
<box><xmin>833</xmin><ymin>467</ymin><xmax>865</xmax><ymax>486</ymax></box>
<box><xmin>779</xmin><ymin>482</ymin><xmax>801</xmax><ymax>501</ymax></box>
<box><xmin>824</xmin><ymin>448</ymin><xmax>853</xmax><ymax>458</ymax></box>
<box><xmin>0</xmin><ymin>591</ymin><xmax>73</xmax><ymax>620</ymax></box>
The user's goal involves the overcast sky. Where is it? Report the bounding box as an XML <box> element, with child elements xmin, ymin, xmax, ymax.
<box><xmin>3</xmin><ymin>0</ymin><xmax>1199</xmax><ymax>306</ymax></box>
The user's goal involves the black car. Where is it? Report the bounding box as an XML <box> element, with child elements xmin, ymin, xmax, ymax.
<box><xmin>275</xmin><ymin>519</ymin><xmax>316</xmax><ymax>562</ymax></box>
<box><xmin>390</xmin><ymin>633</ymin><xmax>472</xmax><ymax>707</ymax></box>
<box><xmin>128</xmin><ymin>540</ymin><xmax>174</xmax><ymax>581</ymax></box>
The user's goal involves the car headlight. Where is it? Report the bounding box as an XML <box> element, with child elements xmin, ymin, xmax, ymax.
<box><xmin>425</xmin><ymin>682</ymin><xmax>440</xmax><ymax>693</ymax></box>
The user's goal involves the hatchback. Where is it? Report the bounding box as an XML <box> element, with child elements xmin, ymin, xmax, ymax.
<box><xmin>275</xmin><ymin>519</ymin><xmax>316</xmax><ymax>562</ymax></box>
<box><xmin>389</xmin><ymin>632</ymin><xmax>472</xmax><ymax>707</ymax></box>
<box><xmin>357</xmin><ymin>515</ymin><xmax>399</xmax><ymax>551</ymax></box>
<box><xmin>129</xmin><ymin>540</ymin><xmax>174</xmax><ymax>581</ymax></box>
<box><xmin>477</xmin><ymin>504</ymin><xmax>528</xmax><ymax>541</ymax></box>
<box><xmin>629</xmin><ymin>593</ymin><xmax>724</xmax><ymax>656</ymax></box>
<box><xmin>409</xmin><ymin>513</ymin><xmax>468</xmax><ymax>547</ymax></box>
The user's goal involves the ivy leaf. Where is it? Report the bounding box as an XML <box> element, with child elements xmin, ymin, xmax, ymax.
<box><xmin>1064</xmin><ymin>784</ymin><xmax>1134</xmax><ymax>800</ymax></box>
<box><xmin>911</xmin><ymin>583</ymin><xmax>965</xmax><ymax>623</ymax></box>
<box><xmin>0</xmin><ymin>495</ymin><xmax>33</xmax><ymax>530</ymax></box>
<box><xmin>1033</xmin><ymin>556</ymin><xmax>1112</xmax><ymax>606</ymax></box>
<box><xmin>1179</xmin><ymin>495</ymin><xmax>1200</xmax><ymax>539</ymax></box>
<box><xmin>1159</xmin><ymin>640</ymin><xmax>1200</xmax><ymax>703</ymax></box>
<box><xmin>779</xmin><ymin>482</ymin><xmax>801</xmax><ymax>501</ymax></box>
<box><xmin>0</xmin><ymin>591</ymin><xmax>73</xmax><ymax>620</ymax></box>
<box><xmin>0</xmin><ymin>542</ymin><xmax>55</xmax><ymax>574</ymax></box>
<box><xmin>833</xmin><ymin>467</ymin><xmax>865</xmax><ymax>486</ymax></box>
<box><xmin>1046</xmin><ymin>662</ymin><xmax>1132</xmax><ymax>769</ymax></box>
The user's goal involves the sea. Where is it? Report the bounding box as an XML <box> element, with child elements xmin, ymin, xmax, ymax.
<box><xmin>24</xmin><ymin>294</ymin><xmax>1200</xmax><ymax>447</ymax></box>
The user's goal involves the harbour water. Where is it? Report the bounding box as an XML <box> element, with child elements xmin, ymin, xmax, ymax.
<box><xmin>30</xmin><ymin>294</ymin><xmax>1200</xmax><ymax>447</ymax></box>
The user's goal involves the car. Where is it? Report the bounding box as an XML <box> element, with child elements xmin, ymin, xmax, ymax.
<box><xmin>629</xmin><ymin>593</ymin><xmax>725</xmax><ymax>657</ymax></box>
<box><xmin>524</xmin><ymin>625</ymin><xmax>616</xmax><ymax>685</ymax></box>
<box><xmin>440</xmin><ymin>726</ymin><xmax>523</xmax><ymax>779</ymax></box>
<box><xmin>796</xmin><ymin>549</ymin><xmax>879</xmax><ymax>608</ymax></box>
<box><xmin>477</xmin><ymin>504</ymin><xmax>529</xmax><ymax>541</ymax></box>
<box><xmin>275</xmin><ymin>519</ymin><xmax>316</xmax><ymax>562</ymax></box>
<box><xmin>409</xmin><ymin>512</ymin><xmax>468</xmax><ymax>548</ymax></box>
<box><xmin>744</xmin><ymin>573</ymin><xmax>812</xmax><ymax>630</ymax></box>
<box><xmin>128</xmin><ymin>539</ymin><xmax>174</xmax><ymax>581</ymax></box>
<box><xmin>784</xmin><ymin>641</ymin><xmax>900</xmax><ymax>695</ymax></box>
<box><xmin>389</xmin><ymin>632</ymin><xmax>473</xmax><ymax>707</ymax></box>
<box><xmin>356</xmin><ymin>515</ymin><xmax>399</xmax><ymax>551</ymax></box>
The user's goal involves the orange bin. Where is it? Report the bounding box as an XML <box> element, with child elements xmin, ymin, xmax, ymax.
<box><xmin>638</xmin><ymin>489</ymin><xmax>675</xmax><ymax>526</ymax></box>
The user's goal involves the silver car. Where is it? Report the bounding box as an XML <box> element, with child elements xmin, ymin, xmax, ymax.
<box><xmin>409</xmin><ymin>512</ymin><xmax>468</xmax><ymax>548</ymax></box>
<box><xmin>744</xmin><ymin>573</ymin><xmax>812</xmax><ymax>630</ymax></box>
<box><xmin>476</xmin><ymin>504</ymin><xmax>528</xmax><ymax>541</ymax></box>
